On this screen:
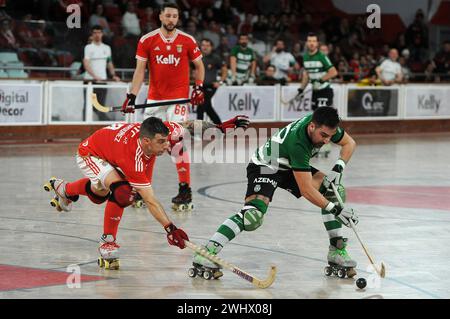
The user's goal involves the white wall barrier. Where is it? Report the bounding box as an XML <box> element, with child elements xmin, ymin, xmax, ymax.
<box><xmin>0</xmin><ymin>82</ymin><xmax>43</xmax><ymax>125</ymax></box>
<box><xmin>1</xmin><ymin>80</ymin><xmax>449</xmax><ymax>126</ymax></box>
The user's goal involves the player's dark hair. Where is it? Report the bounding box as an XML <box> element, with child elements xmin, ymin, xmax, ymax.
<box><xmin>161</xmin><ymin>3</ymin><xmax>179</xmax><ymax>13</ymax></box>
<box><xmin>239</xmin><ymin>33</ymin><xmax>249</xmax><ymax>39</ymax></box>
<box><xmin>307</xmin><ymin>32</ymin><xmax>318</xmax><ymax>40</ymax></box>
<box><xmin>91</xmin><ymin>25</ymin><xmax>103</xmax><ymax>32</ymax></box>
<box><xmin>140</xmin><ymin>117</ymin><xmax>169</xmax><ymax>139</ymax></box>
<box><xmin>312</xmin><ymin>107</ymin><xmax>340</xmax><ymax>128</ymax></box>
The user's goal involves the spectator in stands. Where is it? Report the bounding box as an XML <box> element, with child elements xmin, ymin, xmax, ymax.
<box><xmin>376</xmin><ymin>48</ymin><xmax>403</xmax><ymax>85</ymax></box>
<box><xmin>248</xmin><ymin>33</ymin><xmax>266</xmax><ymax>58</ymax></box>
<box><xmin>0</xmin><ymin>18</ymin><xmax>19</xmax><ymax>50</ymax></box>
<box><xmin>89</xmin><ymin>3</ymin><xmax>113</xmax><ymax>42</ymax></box>
<box><xmin>238</xmin><ymin>13</ymin><xmax>255</xmax><ymax>35</ymax></box>
<box><xmin>83</xmin><ymin>25</ymin><xmax>120</xmax><ymax>120</ymax></box>
<box><xmin>257</xmin><ymin>64</ymin><xmax>286</xmax><ymax>85</ymax></box>
<box><xmin>197</xmin><ymin>38</ymin><xmax>226</xmax><ymax>124</ymax></box>
<box><xmin>319</xmin><ymin>43</ymin><xmax>329</xmax><ymax>56</ymax></box>
<box><xmin>252</xmin><ymin>15</ymin><xmax>268</xmax><ymax>41</ymax></box>
<box><xmin>229</xmin><ymin>33</ymin><xmax>257</xmax><ymax>85</ymax></box>
<box><xmin>121</xmin><ymin>2</ymin><xmax>141</xmax><ymax>37</ymax></box>
<box><xmin>406</xmin><ymin>9</ymin><xmax>428</xmax><ymax>50</ymax></box>
<box><xmin>216</xmin><ymin>0</ymin><xmax>238</xmax><ymax>25</ymax></box>
<box><xmin>186</xmin><ymin>20</ymin><xmax>202</xmax><ymax>43</ymax></box>
<box><xmin>201</xmin><ymin>7</ymin><xmax>216</xmax><ymax>29</ymax></box>
<box><xmin>399</xmin><ymin>56</ymin><xmax>411</xmax><ymax>83</ymax></box>
<box><xmin>201</xmin><ymin>20</ymin><xmax>221</xmax><ymax>49</ymax></box>
<box><xmin>263</xmin><ymin>39</ymin><xmax>298</xmax><ymax>81</ymax></box>
<box><xmin>427</xmin><ymin>40</ymin><xmax>450</xmax><ymax>82</ymax></box>
<box><xmin>224</xmin><ymin>24</ymin><xmax>237</xmax><ymax>49</ymax></box>
<box><xmin>257</xmin><ymin>0</ymin><xmax>282</xmax><ymax>16</ymax></box>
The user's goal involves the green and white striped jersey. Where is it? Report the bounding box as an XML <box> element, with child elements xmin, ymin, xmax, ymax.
<box><xmin>303</xmin><ymin>50</ymin><xmax>334</xmax><ymax>90</ymax></box>
<box><xmin>230</xmin><ymin>45</ymin><xmax>256</xmax><ymax>79</ymax></box>
<box><xmin>251</xmin><ymin>114</ymin><xmax>344</xmax><ymax>171</ymax></box>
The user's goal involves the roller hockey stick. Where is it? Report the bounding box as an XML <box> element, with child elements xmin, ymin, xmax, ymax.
<box><xmin>91</xmin><ymin>93</ymin><xmax>191</xmax><ymax>113</ymax></box>
<box><xmin>185</xmin><ymin>240</ymin><xmax>277</xmax><ymax>289</ymax></box>
<box><xmin>330</xmin><ymin>183</ymin><xmax>386</xmax><ymax>278</ymax></box>
<box><xmin>280</xmin><ymin>88</ymin><xmax>311</xmax><ymax>105</ymax></box>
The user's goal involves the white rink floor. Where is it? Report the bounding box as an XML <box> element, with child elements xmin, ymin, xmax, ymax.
<box><xmin>0</xmin><ymin>133</ymin><xmax>449</xmax><ymax>299</ymax></box>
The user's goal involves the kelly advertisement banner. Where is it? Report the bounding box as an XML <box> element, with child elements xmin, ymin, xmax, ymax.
<box><xmin>212</xmin><ymin>86</ymin><xmax>276</xmax><ymax>121</ymax></box>
<box><xmin>404</xmin><ymin>86</ymin><xmax>450</xmax><ymax>118</ymax></box>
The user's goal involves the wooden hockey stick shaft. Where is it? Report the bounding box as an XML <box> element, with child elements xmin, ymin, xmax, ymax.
<box><xmin>91</xmin><ymin>93</ymin><xmax>191</xmax><ymax>113</ymax></box>
<box><xmin>280</xmin><ymin>88</ymin><xmax>312</xmax><ymax>105</ymax></box>
<box><xmin>330</xmin><ymin>183</ymin><xmax>386</xmax><ymax>278</ymax></box>
<box><xmin>185</xmin><ymin>241</ymin><xmax>277</xmax><ymax>289</ymax></box>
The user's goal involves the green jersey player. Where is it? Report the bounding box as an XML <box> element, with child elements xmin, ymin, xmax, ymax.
<box><xmin>189</xmin><ymin>107</ymin><xmax>359</xmax><ymax>280</ymax></box>
<box><xmin>299</xmin><ymin>32</ymin><xmax>338</xmax><ymax>110</ymax></box>
<box><xmin>229</xmin><ymin>34</ymin><xmax>257</xmax><ymax>85</ymax></box>
<box><xmin>299</xmin><ymin>32</ymin><xmax>338</xmax><ymax>158</ymax></box>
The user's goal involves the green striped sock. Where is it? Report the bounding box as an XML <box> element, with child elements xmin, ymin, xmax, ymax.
<box><xmin>321</xmin><ymin>208</ymin><xmax>343</xmax><ymax>245</ymax></box>
<box><xmin>207</xmin><ymin>213</ymin><xmax>244</xmax><ymax>254</ymax></box>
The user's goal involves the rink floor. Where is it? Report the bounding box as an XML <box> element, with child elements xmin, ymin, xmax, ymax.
<box><xmin>0</xmin><ymin>133</ymin><xmax>449</xmax><ymax>299</ymax></box>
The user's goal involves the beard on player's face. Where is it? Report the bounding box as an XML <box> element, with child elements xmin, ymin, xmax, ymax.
<box><xmin>162</xmin><ymin>22</ymin><xmax>176</xmax><ymax>32</ymax></box>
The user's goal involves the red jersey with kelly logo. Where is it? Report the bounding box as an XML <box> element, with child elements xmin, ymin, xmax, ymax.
<box><xmin>136</xmin><ymin>29</ymin><xmax>202</xmax><ymax>101</ymax></box>
<box><xmin>78</xmin><ymin>122</ymin><xmax>185</xmax><ymax>188</ymax></box>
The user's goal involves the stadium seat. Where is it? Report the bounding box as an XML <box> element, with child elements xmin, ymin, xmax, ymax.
<box><xmin>6</xmin><ymin>62</ymin><xmax>28</xmax><ymax>78</ymax></box>
<box><xmin>0</xmin><ymin>69</ymin><xmax>8</xmax><ymax>78</ymax></box>
<box><xmin>0</xmin><ymin>52</ymin><xmax>20</xmax><ymax>64</ymax></box>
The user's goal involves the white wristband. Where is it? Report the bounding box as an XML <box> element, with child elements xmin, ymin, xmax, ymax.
<box><xmin>335</xmin><ymin>159</ymin><xmax>346</xmax><ymax>170</ymax></box>
<box><xmin>325</xmin><ymin>202</ymin><xmax>335</xmax><ymax>212</ymax></box>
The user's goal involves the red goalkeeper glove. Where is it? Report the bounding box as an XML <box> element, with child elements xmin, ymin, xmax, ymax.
<box><xmin>165</xmin><ymin>223</ymin><xmax>189</xmax><ymax>249</ymax></box>
<box><xmin>216</xmin><ymin>115</ymin><xmax>250</xmax><ymax>133</ymax></box>
<box><xmin>190</xmin><ymin>82</ymin><xmax>204</xmax><ymax>106</ymax></box>
<box><xmin>121</xmin><ymin>93</ymin><xmax>136</xmax><ymax>114</ymax></box>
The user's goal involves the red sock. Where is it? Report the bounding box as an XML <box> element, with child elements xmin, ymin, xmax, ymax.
<box><xmin>65</xmin><ymin>178</ymin><xmax>89</xmax><ymax>197</ymax></box>
<box><xmin>175</xmin><ymin>151</ymin><xmax>190</xmax><ymax>185</ymax></box>
<box><xmin>103</xmin><ymin>200</ymin><xmax>124</xmax><ymax>239</ymax></box>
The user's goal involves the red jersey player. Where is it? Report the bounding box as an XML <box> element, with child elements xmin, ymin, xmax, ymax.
<box><xmin>122</xmin><ymin>3</ymin><xmax>205</xmax><ymax>212</ymax></box>
<box><xmin>43</xmin><ymin>115</ymin><xmax>250</xmax><ymax>269</ymax></box>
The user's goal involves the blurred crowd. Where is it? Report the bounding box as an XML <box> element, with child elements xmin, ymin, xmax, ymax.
<box><xmin>0</xmin><ymin>0</ymin><xmax>449</xmax><ymax>83</ymax></box>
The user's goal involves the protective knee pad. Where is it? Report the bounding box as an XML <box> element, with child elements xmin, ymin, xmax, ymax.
<box><xmin>85</xmin><ymin>180</ymin><xmax>109</xmax><ymax>204</ymax></box>
<box><xmin>109</xmin><ymin>181</ymin><xmax>134</xmax><ymax>208</ymax></box>
<box><xmin>241</xmin><ymin>198</ymin><xmax>268</xmax><ymax>232</ymax></box>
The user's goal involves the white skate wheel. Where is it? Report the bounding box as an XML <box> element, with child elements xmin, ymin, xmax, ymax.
<box><xmin>188</xmin><ymin>268</ymin><xmax>197</xmax><ymax>278</ymax></box>
<box><xmin>203</xmin><ymin>270</ymin><xmax>212</xmax><ymax>280</ymax></box>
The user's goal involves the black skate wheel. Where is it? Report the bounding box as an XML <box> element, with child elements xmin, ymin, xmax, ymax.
<box><xmin>337</xmin><ymin>269</ymin><xmax>346</xmax><ymax>278</ymax></box>
<box><xmin>324</xmin><ymin>266</ymin><xmax>332</xmax><ymax>276</ymax></box>
<box><xmin>203</xmin><ymin>270</ymin><xmax>212</xmax><ymax>280</ymax></box>
<box><xmin>188</xmin><ymin>268</ymin><xmax>197</xmax><ymax>278</ymax></box>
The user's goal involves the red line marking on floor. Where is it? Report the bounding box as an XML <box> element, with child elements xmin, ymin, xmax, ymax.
<box><xmin>347</xmin><ymin>186</ymin><xmax>450</xmax><ymax>211</ymax></box>
<box><xmin>0</xmin><ymin>264</ymin><xmax>105</xmax><ymax>292</ymax></box>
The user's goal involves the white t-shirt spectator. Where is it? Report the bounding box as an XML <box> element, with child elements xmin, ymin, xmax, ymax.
<box><xmin>122</xmin><ymin>11</ymin><xmax>141</xmax><ymax>36</ymax></box>
<box><xmin>269</xmin><ymin>51</ymin><xmax>296</xmax><ymax>79</ymax></box>
<box><xmin>378</xmin><ymin>59</ymin><xmax>402</xmax><ymax>81</ymax></box>
<box><xmin>83</xmin><ymin>42</ymin><xmax>111</xmax><ymax>80</ymax></box>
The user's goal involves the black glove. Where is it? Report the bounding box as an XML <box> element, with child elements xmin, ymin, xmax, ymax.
<box><xmin>121</xmin><ymin>93</ymin><xmax>136</xmax><ymax>114</ymax></box>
